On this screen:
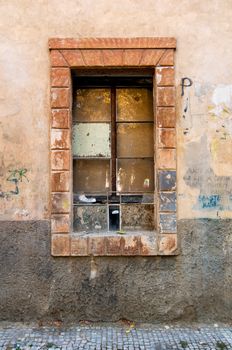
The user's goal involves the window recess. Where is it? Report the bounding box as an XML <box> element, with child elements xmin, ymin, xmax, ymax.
<box><xmin>72</xmin><ymin>71</ymin><xmax>155</xmax><ymax>233</ymax></box>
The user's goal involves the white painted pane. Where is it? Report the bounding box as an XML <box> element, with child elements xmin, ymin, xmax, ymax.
<box><xmin>72</xmin><ymin>123</ymin><xmax>111</xmax><ymax>157</ymax></box>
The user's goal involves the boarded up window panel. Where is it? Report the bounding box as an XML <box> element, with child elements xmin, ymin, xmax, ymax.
<box><xmin>73</xmin><ymin>159</ymin><xmax>111</xmax><ymax>193</ymax></box>
<box><xmin>121</xmin><ymin>204</ymin><xmax>154</xmax><ymax>231</ymax></box>
<box><xmin>117</xmin><ymin>159</ymin><xmax>154</xmax><ymax>193</ymax></box>
<box><xmin>116</xmin><ymin>88</ymin><xmax>153</xmax><ymax>122</ymax></box>
<box><xmin>73</xmin><ymin>205</ymin><xmax>107</xmax><ymax>232</ymax></box>
<box><xmin>72</xmin><ymin>123</ymin><xmax>111</xmax><ymax>157</ymax></box>
<box><xmin>73</xmin><ymin>88</ymin><xmax>111</xmax><ymax>122</ymax></box>
<box><xmin>117</xmin><ymin>123</ymin><xmax>154</xmax><ymax>158</ymax></box>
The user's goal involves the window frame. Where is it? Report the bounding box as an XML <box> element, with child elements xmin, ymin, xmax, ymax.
<box><xmin>49</xmin><ymin>37</ymin><xmax>178</xmax><ymax>256</ymax></box>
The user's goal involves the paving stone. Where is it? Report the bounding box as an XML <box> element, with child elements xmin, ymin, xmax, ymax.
<box><xmin>0</xmin><ymin>323</ymin><xmax>231</xmax><ymax>350</ymax></box>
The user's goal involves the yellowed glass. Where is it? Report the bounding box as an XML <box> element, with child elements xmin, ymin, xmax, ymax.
<box><xmin>73</xmin><ymin>88</ymin><xmax>111</xmax><ymax>122</ymax></box>
<box><xmin>116</xmin><ymin>88</ymin><xmax>153</xmax><ymax>122</ymax></box>
<box><xmin>73</xmin><ymin>159</ymin><xmax>111</xmax><ymax>193</ymax></box>
<box><xmin>117</xmin><ymin>123</ymin><xmax>153</xmax><ymax>158</ymax></box>
<box><xmin>117</xmin><ymin>159</ymin><xmax>154</xmax><ymax>193</ymax></box>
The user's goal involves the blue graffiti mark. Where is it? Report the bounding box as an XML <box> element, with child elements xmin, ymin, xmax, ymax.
<box><xmin>0</xmin><ymin>168</ymin><xmax>29</xmax><ymax>198</ymax></box>
<box><xmin>198</xmin><ymin>195</ymin><xmax>221</xmax><ymax>209</ymax></box>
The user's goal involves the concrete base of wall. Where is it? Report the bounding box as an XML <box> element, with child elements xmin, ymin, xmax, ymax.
<box><xmin>0</xmin><ymin>219</ymin><xmax>231</xmax><ymax>323</ymax></box>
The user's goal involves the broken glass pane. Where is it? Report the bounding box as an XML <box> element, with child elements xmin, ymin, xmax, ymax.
<box><xmin>117</xmin><ymin>123</ymin><xmax>153</xmax><ymax>158</ymax></box>
<box><xmin>116</xmin><ymin>88</ymin><xmax>153</xmax><ymax>122</ymax></box>
<box><xmin>73</xmin><ymin>205</ymin><xmax>107</xmax><ymax>232</ymax></box>
<box><xmin>72</xmin><ymin>123</ymin><xmax>111</xmax><ymax>157</ymax></box>
<box><xmin>121</xmin><ymin>204</ymin><xmax>154</xmax><ymax>231</ymax></box>
<box><xmin>117</xmin><ymin>159</ymin><xmax>154</xmax><ymax>193</ymax></box>
<box><xmin>73</xmin><ymin>88</ymin><xmax>111</xmax><ymax>122</ymax></box>
<box><xmin>73</xmin><ymin>159</ymin><xmax>111</xmax><ymax>193</ymax></box>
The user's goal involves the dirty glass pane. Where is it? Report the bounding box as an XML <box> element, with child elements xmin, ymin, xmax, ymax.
<box><xmin>117</xmin><ymin>159</ymin><xmax>154</xmax><ymax>193</ymax></box>
<box><xmin>73</xmin><ymin>88</ymin><xmax>111</xmax><ymax>122</ymax></box>
<box><xmin>73</xmin><ymin>205</ymin><xmax>107</xmax><ymax>232</ymax></box>
<box><xmin>72</xmin><ymin>123</ymin><xmax>111</xmax><ymax>157</ymax></box>
<box><xmin>117</xmin><ymin>123</ymin><xmax>153</xmax><ymax>158</ymax></box>
<box><xmin>73</xmin><ymin>159</ymin><xmax>111</xmax><ymax>193</ymax></box>
<box><xmin>116</xmin><ymin>88</ymin><xmax>153</xmax><ymax>122</ymax></box>
<box><xmin>121</xmin><ymin>204</ymin><xmax>154</xmax><ymax>231</ymax></box>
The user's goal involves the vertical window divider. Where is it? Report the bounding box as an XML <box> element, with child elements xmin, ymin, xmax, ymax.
<box><xmin>111</xmin><ymin>87</ymin><xmax>117</xmax><ymax>193</ymax></box>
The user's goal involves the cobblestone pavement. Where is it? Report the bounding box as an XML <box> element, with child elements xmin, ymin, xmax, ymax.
<box><xmin>0</xmin><ymin>322</ymin><xmax>231</xmax><ymax>350</ymax></box>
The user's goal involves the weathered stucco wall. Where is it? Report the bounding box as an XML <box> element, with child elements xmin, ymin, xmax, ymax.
<box><xmin>0</xmin><ymin>0</ymin><xmax>232</xmax><ymax>322</ymax></box>
<box><xmin>0</xmin><ymin>0</ymin><xmax>232</xmax><ymax>220</ymax></box>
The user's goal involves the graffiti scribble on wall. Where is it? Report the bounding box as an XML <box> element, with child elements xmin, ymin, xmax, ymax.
<box><xmin>198</xmin><ymin>195</ymin><xmax>221</xmax><ymax>209</ymax></box>
<box><xmin>0</xmin><ymin>168</ymin><xmax>29</xmax><ymax>198</ymax></box>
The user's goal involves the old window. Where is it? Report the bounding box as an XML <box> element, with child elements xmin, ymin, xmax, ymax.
<box><xmin>72</xmin><ymin>70</ymin><xmax>155</xmax><ymax>233</ymax></box>
<box><xmin>50</xmin><ymin>37</ymin><xmax>177</xmax><ymax>256</ymax></box>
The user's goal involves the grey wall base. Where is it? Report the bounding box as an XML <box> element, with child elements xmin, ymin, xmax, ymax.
<box><xmin>0</xmin><ymin>219</ymin><xmax>231</xmax><ymax>323</ymax></box>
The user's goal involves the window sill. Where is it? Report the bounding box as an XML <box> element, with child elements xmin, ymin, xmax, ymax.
<box><xmin>51</xmin><ymin>231</ymin><xmax>179</xmax><ymax>257</ymax></box>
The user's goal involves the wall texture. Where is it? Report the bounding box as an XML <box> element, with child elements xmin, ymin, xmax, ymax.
<box><xmin>0</xmin><ymin>0</ymin><xmax>232</xmax><ymax>322</ymax></box>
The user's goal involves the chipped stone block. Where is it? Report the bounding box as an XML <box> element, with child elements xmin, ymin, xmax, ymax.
<box><xmin>158</xmin><ymin>49</ymin><xmax>174</xmax><ymax>66</ymax></box>
<box><xmin>51</xmin><ymin>193</ymin><xmax>70</xmax><ymax>214</ymax></box>
<box><xmin>82</xmin><ymin>49</ymin><xmax>104</xmax><ymax>66</ymax></box>
<box><xmin>140</xmin><ymin>49</ymin><xmax>164</xmax><ymax>66</ymax></box>
<box><xmin>51</xmin><ymin>214</ymin><xmax>70</xmax><ymax>233</ymax></box>
<box><xmin>51</xmin><ymin>88</ymin><xmax>70</xmax><ymax>108</ymax></box>
<box><xmin>51</xmin><ymin>68</ymin><xmax>70</xmax><ymax>87</ymax></box>
<box><xmin>50</xmin><ymin>50</ymin><xmax>68</xmax><ymax>67</ymax></box>
<box><xmin>140</xmin><ymin>234</ymin><xmax>157</xmax><ymax>255</ymax></box>
<box><xmin>157</xmin><ymin>87</ymin><xmax>175</xmax><ymax>106</ymax></box>
<box><xmin>121</xmin><ymin>235</ymin><xmax>141</xmax><ymax>255</ymax></box>
<box><xmin>159</xmin><ymin>213</ymin><xmax>177</xmax><ymax>233</ymax></box>
<box><xmin>52</xmin><ymin>234</ymin><xmax>70</xmax><ymax>256</ymax></box>
<box><xmin>157</xmin><ymin>149</ymin><xmax>176</xmax><ymax>169</ymax></box>
<box><xmin>51</xmin><ymin>109</ymin><xmax>70</xmax><ymax>129</ymax></box>
<box><xmin>51</xmin><ymin>129</ymin><xmax>70</xmax><ymax>149</ymax></box>
<box><xmin>156</xmin><ymin>107</ymin><xmax>176</xmax><ymax>128</ymax></box>
<box><xmin>51</xmin><ymin>172</ymin><xmax>70</xmax><ymax>192</ymax></box>
<box><xmin>88</xmin><ymin>236</ymin><xmax>106</xmax><ymax>255</ymax></box>
<box><xmin>158</xmin><ymin>128</ymin><xmax>176</xmax><ymax>148</ymax></box>
<box><xmin>158</xmin><ymin>234</ymin><xmax>177</xmax><ymax>255</ymax></box>
<box><xmin>158</xmin><ymin>170</ymin><xmax>176</xmax><ymax>191</ymax></box>
<box><xmin>159</xmin><ymin>192</ymin><xmax>176</xmax><ymax>212</ymax></box>
<box><xmin>61</xmin><ymin>49</ymin><xmax>85</xmax><ymax>66</ymax></box>
<box><xmin>105</xmin><ymin>236</ymin><xmax>122</xmax><ymax>255</ymax></box>
<box><xmin>156</xmin><ymin>67</ymin><xmax>174</xmax><ymax>86</ymax></box>
<box><xmin>71</xmin><ymin>235</ymin><xmax>88</xmax><ymax>256</ymax></box>
<box><xmin>102</xmin><ymin>49</ymin><xmax>124</xmax><ymax>66</ymax></box>
<box><xmin>51</xmin><ymin>150</ymin><xmax>70</xmax><ymax>170</ymax></box>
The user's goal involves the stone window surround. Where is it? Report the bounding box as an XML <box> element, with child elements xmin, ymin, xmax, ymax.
<box><xmin>49</xmin><ymin>37</ymin><xmax>178</xmax><ymax>257</ymax></box>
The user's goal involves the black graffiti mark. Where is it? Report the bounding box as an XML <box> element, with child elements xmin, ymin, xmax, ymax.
<box><xmin>181</xmin><ymin>77</ymin><xmax>193</xmax><ymax>96</ymax></box>
<box><xmin>0</xmin><ymin>168</ymin><xmax>29</xmax><ymax>198</ymax></box>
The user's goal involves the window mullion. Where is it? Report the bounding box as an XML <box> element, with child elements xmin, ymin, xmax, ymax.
<box><xmin>111</xmin><ymin>87</ymin><xmax>117</xmax><ymax>193</ymax></box>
